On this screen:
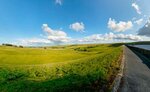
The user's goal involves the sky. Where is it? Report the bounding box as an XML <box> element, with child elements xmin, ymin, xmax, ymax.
<box><xmin>0</xmin><ymin>0</ymin><xmax>150</xmax><ymax>46</ymax></box>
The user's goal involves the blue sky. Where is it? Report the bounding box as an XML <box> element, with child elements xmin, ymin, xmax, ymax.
<box><xmin>0</xmin><ymin>0</ymin><xmax>150</xmax><ymax>46</ymax></box>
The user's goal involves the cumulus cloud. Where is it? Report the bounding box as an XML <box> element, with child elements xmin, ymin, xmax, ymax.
<box><xmin>132</xmin><ymin>3</ymin><xmax>141</xmax><ymax>14</ymax></box>
<box><xmin>18</xmin><ymin>24</ymin><xmax>70</xmax><ymax>46</ymax></box>
<box><xmin>70</xmin><ymin>22</ymin><xmax>85</xmax><ymax>32</ymax></box>
<box><xmin>108</xmin><ymin>18</ymin><xmax>133</xmax><ymax>32</ymax></box>
<box><xmin>134</xmin><ymin>18</ymin><xmax>143</xmax><ymax>25</ymax></box>
<box><xmin>42</xmin><ymin>24</ymin><xmax>70</xmax><ymax>43</ymax></box>
<box><xmin>138</xmin><ymin>18</ymin><xmax>150</xmax><ymax>36</ymax></box>
<box><xmin>55</xmin><ymin>0</ymin><xmax>63</xmax><ymax>5</ymax></box>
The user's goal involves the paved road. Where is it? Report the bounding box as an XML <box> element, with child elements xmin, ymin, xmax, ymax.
<box><xmin>118</xmin><ymin>46</ymin><xmax>150</xmax><ymax>92</ymax></box>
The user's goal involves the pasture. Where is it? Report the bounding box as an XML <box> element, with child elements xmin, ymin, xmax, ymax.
<box><xmin>0</xmin><ymin>44</ymin><xmax>122</xmax><ymax>92</ymax></box>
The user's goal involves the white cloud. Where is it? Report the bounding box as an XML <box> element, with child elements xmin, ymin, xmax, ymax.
<box><xmin>17</xmin><ymin>24</ymin><xmax>70</xmax><ymax>46</ymax></box>
<box><xmin>145</xmin><ymin>25</ymin><xmax>148</xmax><ymax>27</ymax></box>
<box><xmin>134</xmin><ymin>18</ymin><xmax>143</xmax><ymax>25</ymax></box>
<box><xmin>17</xmin><ymin>23</ymin><xmax>70</xmax><ymax>46</ymax></box>
<box><xmin>18</xmin><ymin>32</ymin><xmax>145</xmax><ymax>46</ymax></box>
<box><xmin>108</xmin><ymin>18</ymin><xmax>133</xmax><ymax>32</ymax></box>
<box><xmin>24</xmin><ymin>38</ymin><xmax>50</xmax><ymax>44</ymax></box>
<box><xmin>132</xmin><ymin>3</ymin><xmax>141</xmax><ymax>14</ymax></box>
<box><xmin>55</xmin><ymin>0</ymin><xmax>62</xmax><ymax>5</ymax></box>
<box><xmin>42</xmin><ymin>24</ymin><xmax>67</xmax><ymax>37</ymax></box>
<box><xmin>70</xmin><ymin>22</ymin><xmax>85</xmax><ymax>32</ymax></box>
<box><xmin>73</xmin><ymin>32</ymin><xmax>142</xmax><ymax>43</ymax></box>
<box><xmin>113</xmin><ymin>33</ymin><xmax>142</xmax><ymax>41</ymax></box>
<box><xmin>18</xmin><ymin>38</ymin><xmax>51</xmax><ymax>46</ymax></box>
<box><xmin>42</xmin><ymin>24</ymin><xmax>70</xmax><ymax>43</ymax></box>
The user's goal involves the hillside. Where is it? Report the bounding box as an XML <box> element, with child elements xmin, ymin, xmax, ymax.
<box><xmin>0</xmin><ymin>44</ymin><xmax>122</xmax><ymax>92</ymax></box>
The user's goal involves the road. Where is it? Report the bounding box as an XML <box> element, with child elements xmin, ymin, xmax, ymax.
<box><xmin>118</xmin><ymin>46</ymin><xmax>150</xmax><ymax>92</ymax></box>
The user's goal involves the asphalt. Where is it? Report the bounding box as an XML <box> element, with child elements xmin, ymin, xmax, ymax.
<box><xmin>118</xmin><ymin>46</ymin><xmax>150</xmax><ymax>92</ymax></box>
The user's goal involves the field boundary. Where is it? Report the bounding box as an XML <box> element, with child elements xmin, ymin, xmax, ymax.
<box><xmin>111</xmin><ymin>45</ymin><xmax>125</xmax><ymax>92</ymax></box>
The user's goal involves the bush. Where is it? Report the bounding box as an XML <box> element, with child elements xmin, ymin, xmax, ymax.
<box><xmin>2</xmin><ymin>43</ymin><xmax>18</xmax><ymax>47</ymax></box>
<box><xmin>19</xmin><ymin>46</ymin><xmax>23</xmax><ymax>48</ymax></box>
<box><xmin>74</xmin><ymin>47</ymin><xmax>88</xmax><ymax>52</ymax></box>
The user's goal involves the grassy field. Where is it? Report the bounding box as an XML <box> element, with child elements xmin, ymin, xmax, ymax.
<box><xmin>0</xmin><ymin>44</ymin><xmax>123</xmax><ymax>92</ymax></box>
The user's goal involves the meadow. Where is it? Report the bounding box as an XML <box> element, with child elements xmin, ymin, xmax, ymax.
<box><xmin>0</xmin><ymin>44</ymin><xmax>123</xmax><ymax>92</ymax></box>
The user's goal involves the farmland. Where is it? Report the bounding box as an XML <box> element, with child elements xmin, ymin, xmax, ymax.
<box><xmin>0</xmin><ymin>44</ymin><xmax>122</xmax><ymax>92</ymax></box>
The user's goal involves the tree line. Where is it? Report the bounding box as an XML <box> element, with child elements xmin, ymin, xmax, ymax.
<box><xmin>2</xmin><ymin>43</ymin><xmax>23</xmax><ymax>48</ymax></box>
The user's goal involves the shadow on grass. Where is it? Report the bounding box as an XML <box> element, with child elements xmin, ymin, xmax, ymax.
<box><xmin>0</xmin><ymin>74</ymin><xmax>108</xmax><ymax>92</ymax></box>
<box><xmin>108</xmin><ymin>43</ymin><xmax>124</xmax><ymax>47</ymax></box>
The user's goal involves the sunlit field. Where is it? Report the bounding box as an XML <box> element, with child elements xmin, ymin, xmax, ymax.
<box><xmin>0</xmin><ymin>44</ymin><xmax>122</xmax><ymax>92</ymax></box>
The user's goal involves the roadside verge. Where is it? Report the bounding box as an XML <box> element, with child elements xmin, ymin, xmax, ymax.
<box><xmin>111</xmin><ymin>45</ymin><xmax>125</xmax><ymax>92</ymax></box>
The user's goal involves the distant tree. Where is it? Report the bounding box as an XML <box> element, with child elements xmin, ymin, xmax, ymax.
<box><xmin>2</xmin><ymin>43</ymin><xmax>13</xmax><ymax>46</ymax></box>
<box><xmin>19</xmin><ymin>46</ymin><xmax>23</xmax><ymax>48</ymax></box>
<box><xmin>13</xmin><ymin>45</ymin><xmax>18</xmax><ymax>47</ymax></box>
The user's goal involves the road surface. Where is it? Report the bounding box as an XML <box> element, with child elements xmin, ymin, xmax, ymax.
<box><xmin>118</xmin><ymin>46</ymin><xmax>150</xmax><ymax>92</ymax></box>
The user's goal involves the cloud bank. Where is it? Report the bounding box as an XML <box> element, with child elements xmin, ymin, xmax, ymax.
<box><xmin>18</xmin><ymin>38</ymin><xmax>51</xmax><ymax>46</ymax></box>
<box><xmin>19</xmin><ymin>32</ymin><xmax>142</xmax><ymax>46</ymax></box>
<box><xmin>76</xmin><ymin>32</ymin><xmax>141</xmax><ymax>43</ymax></box>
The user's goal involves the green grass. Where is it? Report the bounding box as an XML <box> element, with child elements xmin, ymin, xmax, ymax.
<box><xmin>0</xmin><ymin>44</ymin><xmax>122</xmax><ymax>92</ymax></box>
<box><xmin>0</xmin><ymin>46</ymin><xmax>89</xmax><ymax>65</ymax></box>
